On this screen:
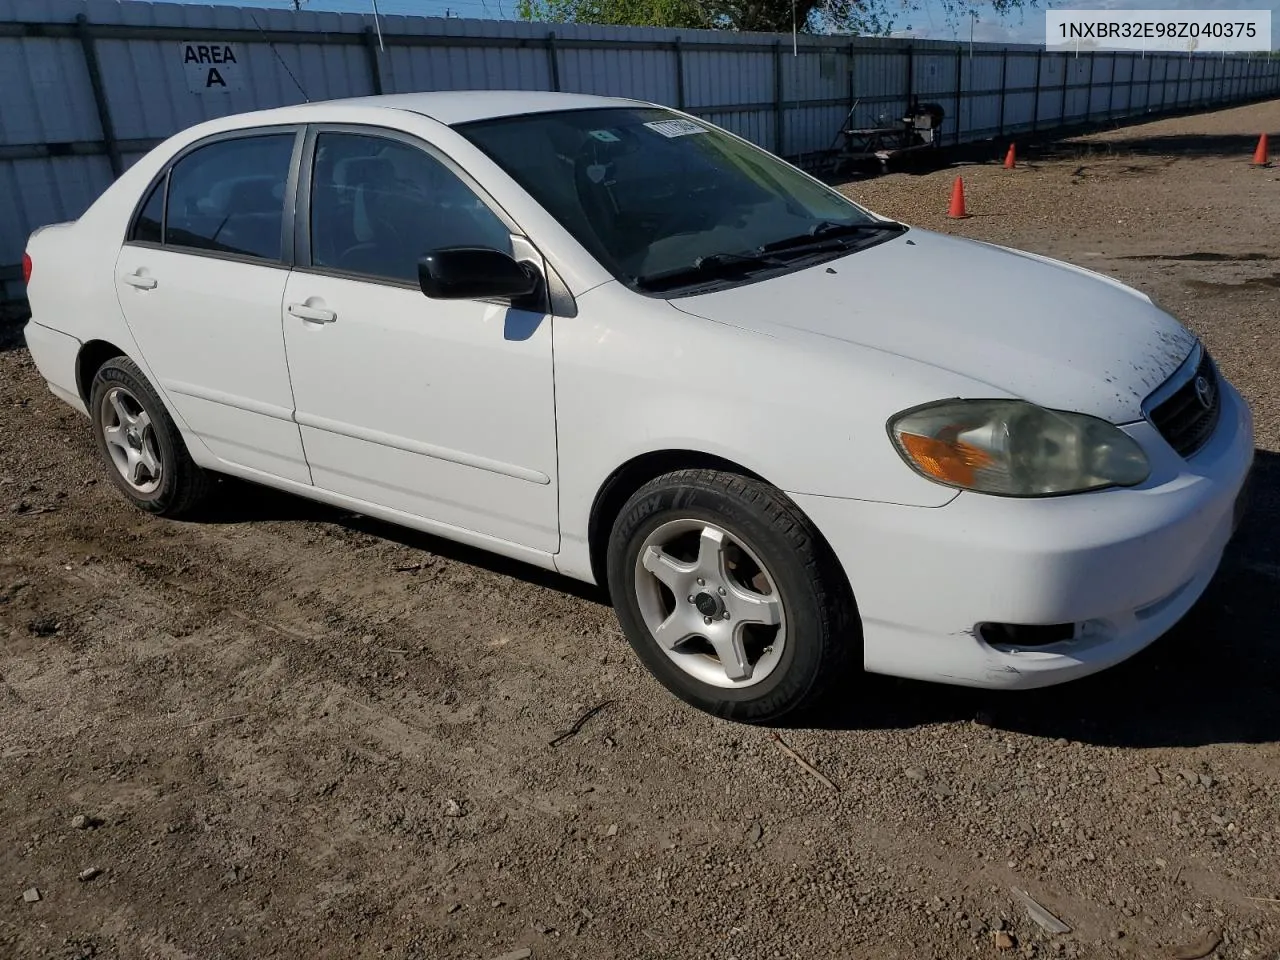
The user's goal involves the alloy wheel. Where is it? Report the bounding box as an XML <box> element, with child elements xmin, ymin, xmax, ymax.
<box><xmin>633</xmin><ymin>518</ymin><xmax>786</xmax><ymax>688</ymax></box>
<box><xmin>101</xmin><ymin>386</ymin><xmax>163</xmax><ymax>494</ymax></box>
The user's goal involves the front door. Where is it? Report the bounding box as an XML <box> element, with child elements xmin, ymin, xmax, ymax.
<box><xmin>114</xmin><ymin>130</ymin><xmax>311</xmax><ymax>484</ymax></box>
<box><xmin>281</xmin><ymin>129</ymin><xmax>559</xmax><ymax>552</ymax></box>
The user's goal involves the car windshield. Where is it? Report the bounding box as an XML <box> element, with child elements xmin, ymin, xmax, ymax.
<box><xmin>458</xmin><ymin>107</ymin><xmax>896</xmax><ymax>294</ymax></box>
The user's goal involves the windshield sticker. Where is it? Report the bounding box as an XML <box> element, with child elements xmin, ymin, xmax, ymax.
<box><xmin>588</xmin><ymin>129</ymin><xmax>621</xmax><ymax>143</ymax></box>
<box><xmin>644</xmin><ymin>119</ymin><xmax>707</xmax><ymax>138</ymax></box>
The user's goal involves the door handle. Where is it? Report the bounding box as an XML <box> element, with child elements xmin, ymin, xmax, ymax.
<box><xmin>287</xmin><ymin>302</ymin><xmax>337</xmax><ymax>324</ymax></box>
<box><xmin>121</xmin><ymin>273</ymin><xmax>158</xmax><ymax>290</ymax></box>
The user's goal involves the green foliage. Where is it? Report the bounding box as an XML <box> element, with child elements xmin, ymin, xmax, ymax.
<box><xmin>515</xmin><ymin>0</ymin><xmax>710</xmax><ymax>29</ymax></box>
<box><xmin>516</xmin><ymin>0</ymin><xmax>1034</xmax><ymax>39</ymax></box>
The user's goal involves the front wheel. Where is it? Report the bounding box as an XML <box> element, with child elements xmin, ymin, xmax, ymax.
<box><xmin>607</xmin><ymin>469</ymin><xmax>856</xmax><ymax>724</ymax></box>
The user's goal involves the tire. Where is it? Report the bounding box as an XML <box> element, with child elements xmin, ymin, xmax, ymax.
<box><xmin>89</xmin><ymin>356</ymin><xmax>211</xmax><ymax>518</ymax></box>
<box><xmin>607</xmin><ymin>469</ymin><xmax>856</xmax><ymax>724</ymax></box>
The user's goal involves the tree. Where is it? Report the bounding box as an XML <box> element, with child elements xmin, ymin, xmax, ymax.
<box><xmin>515</xmin><ymin>0</ymin><xmax>710</xmax><ymax>29</ymax></box>
<box><xmin>516</xmin><ymin>0</ymin><xmax>1031</xmax><ymax>39</ymax></box>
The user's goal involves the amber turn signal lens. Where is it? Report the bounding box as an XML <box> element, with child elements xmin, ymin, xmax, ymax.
<box><xmin>898</xmin><ymin>432</ymin><xmax>994</xmax><ymax>487</ymax></box>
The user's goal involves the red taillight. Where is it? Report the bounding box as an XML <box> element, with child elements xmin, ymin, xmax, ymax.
<box><xmin>21</xmin><ymin>252</ymin><xmax>32</xmax><ymax>285</ymax></box>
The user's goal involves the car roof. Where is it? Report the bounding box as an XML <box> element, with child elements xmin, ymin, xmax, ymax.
<box><xmin>304</xmin><ymin>91</ymin><xmax>649</xmax><ymax>126</ymax></box>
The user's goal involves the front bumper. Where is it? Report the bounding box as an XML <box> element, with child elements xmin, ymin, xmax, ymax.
<box><xmin>792</xmin><ymin>381</ymin><xmax>1254</xmax><ymax>689</ymax></box>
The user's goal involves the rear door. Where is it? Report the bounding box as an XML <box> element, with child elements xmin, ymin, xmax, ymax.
<box><xmin>114</xmin><ymin>129</ymin><xmax>311</xmax><ymax>484</ymax></box>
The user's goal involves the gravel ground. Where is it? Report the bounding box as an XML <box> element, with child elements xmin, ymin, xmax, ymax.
<box><xmin>2</xmin><ymin>99</ymin><xmax>1279</xmax><ymax>960</ymax></box>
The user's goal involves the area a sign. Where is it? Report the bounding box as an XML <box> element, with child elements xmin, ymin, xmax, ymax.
<box><xmin>180</xmin><ymin>42</ymin><xmax>245</xmax><ymax>93</ymax></box>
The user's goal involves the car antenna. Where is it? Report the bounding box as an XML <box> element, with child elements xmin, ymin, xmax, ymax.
<box><xmin>369</xmin><ymin>0</ymin><xmax>386</xmax><ymax>52</ymax></box>
<box><xmin>248</xmin><ymin>10</ymin><xmax>311</xmax><ymax>103</ymax></box>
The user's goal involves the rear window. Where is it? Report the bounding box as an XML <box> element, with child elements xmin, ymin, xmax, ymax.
<box><xmin>130</xmin><ymin>176</ymin><xmax>165</xmax><ymax>245</ymax></box>
<box><xmin>163</xmin><ymin>134</ymin><xmax>295</xmax><ymax>261</ymax></box>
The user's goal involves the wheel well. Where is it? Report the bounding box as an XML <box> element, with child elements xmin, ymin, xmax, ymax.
<box><xmin>76</xmin><ymin>340</ymin><xmax>126</xmax><ymax>406</ymax></box>
<box><xmin>587</xmin><ymin>450</ymin><xmax>766</xmax><ymax>595</ymax></box>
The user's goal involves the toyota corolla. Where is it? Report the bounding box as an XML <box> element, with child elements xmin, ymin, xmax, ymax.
<box><xmin>22</xmin><ymin>92</ymin><xmax>1253</xmax><ymax>722</ymax></box>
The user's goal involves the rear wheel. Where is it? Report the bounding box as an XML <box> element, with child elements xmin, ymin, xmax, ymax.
<box><xmin>90</xmin><ymin>357</ymin><xmax>210</xmax><ymax>518</ymax></box>
<box><xmin>607</xmin><ymin>469</ymin><xmax>855</xmax><ymax>723</ymax></box>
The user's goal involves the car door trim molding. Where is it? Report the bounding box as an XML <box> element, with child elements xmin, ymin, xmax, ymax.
<box><xmin>162</xmin><ymin>378</ymin><xmax>297</xmax><ymax>423</ymax></box>
<box><xmin>294</xmin><ymin>411</ymin><xmax>552</xmax><ymax>485</ymax></box>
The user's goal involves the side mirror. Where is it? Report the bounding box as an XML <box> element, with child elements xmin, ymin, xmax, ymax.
<box><xmin>417</xmin><ymin>247</ymin><xmax>541</xmax><ymax>303</ymax></box>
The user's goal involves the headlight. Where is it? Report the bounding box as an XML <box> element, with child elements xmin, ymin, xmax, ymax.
<box><xmin>888</xmin><ymin>399</ymin><xmax>1150</xmax><ymax>496</ymax></box>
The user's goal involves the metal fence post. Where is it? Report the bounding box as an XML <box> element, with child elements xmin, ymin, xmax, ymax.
<box><xmin>74</xmin><ymin>13</ymin><xmax>122</xmax><ymax>178</ymax></box>
<box><xmin>673</xmin><ymin>37</ymin><xmax>685</xmax><ymax>109</ymax></box>
<box><xmin>997</xmin><ymin>48</ymin><xmax>1008</xmax><ymax>136</ymax></box>
<box><xmin>546</xmin><ymin>31</ymin><xmax>561</xmax><ymax>92</ymax></box>
<box><xmin>952</xmin><ymin>46</ymin><xmax>962</xmax><ymax>145</ymax></box>
<box><xmin>362</xmin><ymin>26</ymin><xmax>384</xmax><ymax>96</ymax></box>
<box><xmin>1085</xmin><ymin>51</ymin><xmax>1096</xmax><ymax>123</ymax></box>
<box><xmin>953</xmin><ymin>45</ymin><xmax>962</xmax><ymax>146</ymax></box>
<box><xmin>1060</xmin><ymin>52</ymin><xmax>1070</xmax><ymax>125</ymax></box>
<box><xmin>1104</xmin><ymin>53</ymin><xmax>1115</xmax><ymax>118</ymax></box>
<box><xmin>773</xmin><ymin>40</ymin><xmax>784</xmax><ymax>155</ymax></box>
<box><xmin>1031</xmin><ymin>48</ymin><xmax>1043</xmax><ymax>132</ymax></box>
<box><xmin>905</xmin><ymin>44</ymin><xmax>914</xmax><ymax>109</ymax></box>
<box><xmin>848</xmin><ymin>40</ymin><xmax>856</xmax><ymax>121</ymax></box>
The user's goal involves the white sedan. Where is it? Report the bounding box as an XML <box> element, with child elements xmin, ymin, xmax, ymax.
<box><xmin>22</xmin><ymin>91</ymin><xmax>1253</xmax><ymax>722</ymax></box>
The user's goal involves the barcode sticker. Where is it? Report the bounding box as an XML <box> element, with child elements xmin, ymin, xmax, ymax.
<box><xmin>644</xmin><ymin>119</ymin><xmax>707</xmax><ymax>138</ymax></box>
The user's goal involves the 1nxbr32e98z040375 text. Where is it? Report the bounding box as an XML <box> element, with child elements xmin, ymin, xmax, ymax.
<box><xmin>1045</xmin><ymin>10</ymin><xmax>1272</xmax><ymax>52</ymax></box>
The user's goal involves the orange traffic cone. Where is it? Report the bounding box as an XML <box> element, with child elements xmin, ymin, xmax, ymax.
<box><xmin>947</xmin><ymin>176</ymin><xmax>969</xmax><ymax>218</ymax></box>
<box><xmin>1252</xmin><ymin>133</ymin><xmax>1270</xmax><ymax>166</ymax></box>
<box><xmin>1003</xmin><ymin>143</ymin><xmax>1017</xmax><ymax>169</ymax></box>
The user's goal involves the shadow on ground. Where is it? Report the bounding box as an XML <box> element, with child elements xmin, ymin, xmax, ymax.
<box><xmin>205</xmin><ymin>447</ymin><xmax>1280</xmax><ymax>749</ymax></box>
<box><xmin>1046</xmin><ymin>132</ymin><xmax>1269</xmax><ymax>161</ymax></box>
<box><xmin>0</xmin><ymin>312</ymin><xmax>29</xmax><ymax>353</ymax></box>
<box><xmin>821</xmin><ymin>127</ymin><xmax>1272</xmax><ymax>183</ymax></box>
<box><xmin>802</xmin><ymin>448</ymin><xmax>1280</xmax><ymax>749</ymax></box>
<box><xmin>202</xmin><ymin>477</ymin><xmax>607</xmax><ymax>605</ymax></box>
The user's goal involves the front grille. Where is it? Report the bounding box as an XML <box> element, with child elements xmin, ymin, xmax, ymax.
<box><xmin>1148</xmin><ymin>349</ymin><xmax>1222</xmax><ymax>458</ymax></box>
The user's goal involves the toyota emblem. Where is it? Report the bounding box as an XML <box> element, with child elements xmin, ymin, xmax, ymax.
<box><xmin>1194</xmin><ymin>375</ymin><xmax>1213</xmax><ymax>410</ymax></box>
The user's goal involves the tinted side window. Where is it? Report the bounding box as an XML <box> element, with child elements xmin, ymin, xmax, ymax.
<box><xmin>130</xmin><ymin>175</ymin><xmax>165</xmax><ymax>244</ymax></box>
<box><xmin>165</xmin><ymin>134</ymin><xmax>295</xmax><ymax>261</ymax></box>
<box><xmin>309</xmin><ymin>132</ymin><xmax>511</xmax><ymax>284</ymax></box>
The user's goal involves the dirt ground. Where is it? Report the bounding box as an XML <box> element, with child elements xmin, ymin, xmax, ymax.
<box><xmin>2</xmin><ymin>99</ymin><xmax>1279</xmax><ymax>960</ymax></box>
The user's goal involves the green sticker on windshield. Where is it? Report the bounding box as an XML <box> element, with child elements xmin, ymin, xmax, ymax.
<box><xmin>588</xmin><ymin>129</ymin><xmax>621</xmax><ymax>143</ymax></box>
<box><xmin>644</xmin><ymin>119</ymin><xmax>707</xmax><ymax>138</ymax></box>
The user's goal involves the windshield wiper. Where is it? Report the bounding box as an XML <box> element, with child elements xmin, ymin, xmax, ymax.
<box><xmin>760</xmin><ymin>219</ymin><xmax>906</xmax><ymax>254</ymax></box>
<box><xmin>633</xmin><ymin>250</ymin><xmax>787</xmax><ymax>292</ymax></box>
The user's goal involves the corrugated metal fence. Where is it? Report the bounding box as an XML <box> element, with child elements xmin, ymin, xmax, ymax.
<box><xmin>3</xmin><ymin>0</ymin><xmax>1279</xmax><ymax>302</ymax></box>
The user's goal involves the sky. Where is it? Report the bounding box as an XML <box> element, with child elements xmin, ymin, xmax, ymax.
<box><xmin>189</xmin><ymin>0</ymin><xmax>1280</xmax><ymax>48</ymax></box>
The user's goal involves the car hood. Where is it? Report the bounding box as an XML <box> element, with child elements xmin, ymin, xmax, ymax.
<box><xmin>671</xmin><ymin>229</ymin><xmax>1196</xmax><ymax>423</ymax></box>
